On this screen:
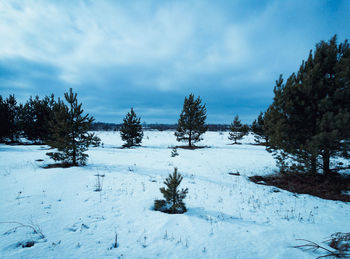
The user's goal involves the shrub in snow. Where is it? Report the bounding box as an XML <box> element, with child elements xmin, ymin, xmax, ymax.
<box><xmin>154</xmin><ymin>168</ymin><xmax>188</xmax><ymax>214</ymax></box>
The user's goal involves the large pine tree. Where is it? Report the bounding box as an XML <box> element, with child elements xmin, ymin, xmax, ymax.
<box><xmin>175</xmin><ymin>94</ymin><xmax>208</xmax><ymax>147</ymax></box>
<box><xmin>265</xmin><ymin>35</ymin><xmax>350</xmax><ymax>175</ymax></box>
<box><xmin>228</xmin><ymin>115</ymin><xmax>249</xmax><ymax>144</ymax></box>
<box><xmin>120</xmin><ymin>108</ymin><xmax>143</xmax><ymax>147</ymax></box>
<box><xmin>46</xmin><ymin>88</ymin><xmax>98</xmax><ymax>166</ymax></box>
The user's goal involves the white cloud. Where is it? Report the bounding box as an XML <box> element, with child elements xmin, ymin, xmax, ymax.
<box><xmin>0</xmin><ymin>0</ymin><xmax>254</xmax><ymax>89</ymax></box>
<box><xmin>1</xmin><ymin>0</ymin><xmax>349</xmax><ymax>123</ymax></box>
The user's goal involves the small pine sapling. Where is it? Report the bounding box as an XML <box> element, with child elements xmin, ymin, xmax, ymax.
<box><xmin>154</xmin><ymin>168</ymin><xmax>188</xmax><ymax>214</ymax></box>
<box><xmin>171</xmin><ymin>147</ymin><xmax>179</xmax><ymax>157</ymax></box>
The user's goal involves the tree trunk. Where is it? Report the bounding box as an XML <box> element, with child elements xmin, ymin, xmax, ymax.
<box><xmin>73</xmin><ymin>153</ymin><xmax>76</xmax><ymax>166</ymax></box>
<box><xmin>189</xmin><ymin>130</ymin><xmax>192</xmax><ymax>147</ymax></box>
<box><xmin>265</xmin><ymin>136</ymin><xmax>269</xmax><ymax>145</ymax></box>
<box><xmin>72</xmin><ymin>143</ymin><xmax>76</xmax><ymax>166</ymax></box>
<box><xmin>310</xmin><ymin>156</ymin><xmax>317</xmax><ymax>174</ymax></box>
<box><xmin>72</xmin><ymin>129</ymin><xmax>77</xmax><ymax>166</ymax></box>
<box><xmin>322</xmin><ymin>150</ymin><xmax>330</xmax><ymax>176</ymax></box>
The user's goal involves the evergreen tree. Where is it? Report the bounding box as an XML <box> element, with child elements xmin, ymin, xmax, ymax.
<box><xmin>154</xmin><ymin>168</ymin><xmax>188</xmax><ymax>214</ymax></box>
<box><xmin>120</xmin><ymin>108</ymin><xmax>143</xmax><ymax>147</ymax></box>
<box><xmin>0</xmin><ymin>96</ymin><xmax>9</xmax><ymax>142</ymax></box>
<box><xmin>251</xmin><ymin>112</ymin><xmax>268</xmax><ymax>144</ymax></box>
<box><xmin>0</xmin><ymin>95</ymin><xmax>20</xmax><ymax>142</ymax></box>
<box><xmin>46</xmin><ymin>88</ymin><xmax>98</xmax><ymax>166</ymax></box>
<box><xmin>265</xmin><ymin>35</ymin><xmax>350</xmax><ymax>175</ymax></box>
<box><xmin>175</xmin><ymin>94</ymin><xmax>208</xmax><ymax>147</ymax></box>
<box><xmin>19</xmin><ymin>95</ymin><xmax>56</xmax><ymax>144</ymax></box>
<box><xmin>171</xmin><ymin>147</ymin><xmax>179</xmax><ymax>157</ymax></box>
<box><xmin>228</xmin><ymin>115</ymin><xmax>249</xmax><ymax>144</ymax></box>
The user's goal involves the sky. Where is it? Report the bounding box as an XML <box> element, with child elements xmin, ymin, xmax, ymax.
<box><xmin>0</xmin><ymin>0</ymin><xmax>349</xmax><ymax>124</ymax></box>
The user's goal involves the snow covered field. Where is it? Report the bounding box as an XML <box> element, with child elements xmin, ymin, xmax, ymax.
<box><xmin>0</xmin><ymin>131</ymin><xmax>349</xmax><ymax>258</ymax></box>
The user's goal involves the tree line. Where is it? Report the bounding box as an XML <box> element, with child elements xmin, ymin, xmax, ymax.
<box><xmin>0</xmin><ymin>89</ymin><xmax>100</xmax><ymax>166</ymax></box>
<box><xmin>90</xmin><ymin>122</ymin><xmax>230</xmax><ymax>132</ymax></box>
<box><xmin>0</xmin><ymin>94</ymin><xmax>55</xmax><ymax>144</ymax></box>
<box><xmin>1</xmin><ymin>35</ymin><xmax>349</xmax><ymax>176</ymax></box>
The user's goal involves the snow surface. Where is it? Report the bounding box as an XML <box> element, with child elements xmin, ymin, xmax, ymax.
<box><xmin>0</xmin><ymin>131</ymin><xmax>349</xmax><ymax>258</ymax></box>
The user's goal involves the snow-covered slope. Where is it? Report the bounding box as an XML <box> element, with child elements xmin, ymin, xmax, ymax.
<box><xmin>0</xmin><ymin>131</ymin><xmax>348</xmax><ymax>258</ymax></box>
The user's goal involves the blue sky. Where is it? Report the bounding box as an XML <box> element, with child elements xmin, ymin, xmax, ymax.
<box><xmin>0</xmin><ymin>0</ymin><xmax>349</xmax><ymax>123</ymax></box>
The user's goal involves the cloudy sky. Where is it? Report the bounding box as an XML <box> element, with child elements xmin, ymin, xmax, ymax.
<box><xmin>0</xmin><ymin>0</ymin><xmax>349</xmax><ymax>123</ymax></box>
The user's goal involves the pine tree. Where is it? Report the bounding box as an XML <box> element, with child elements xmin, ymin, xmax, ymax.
<box><xmin>175</xmin><ymin>94</ymin><xmax>208</xmax><ymax>147</ymax></box>
<box><xmin>46</xmin><ymin>88</ymin><xmax>98</xmax><ymax>166</ymax></box>
<box><xmin>154</xmin><ymin>168</ymin><xmax>188</xmax><ymax>214</ymax></box>
<box><xmin>0</xmin><ymin>95</ymin><xmax>20</xmax><ymax>143</ymax></box>
<box><xmin>19</xmin><ymin>95</ymin><xmax>56</xmax><ymax>144</ymax></box>
<box><xmin>120</xmin><ymin>108</ymin><xmax>143</xmax><ymax>147</ymax></box>
<box><xmin>0</xmin><ymin>96</ymin><xmax>9</xmax><ymax>142</ymax></box>
<box><xmin>171</xmin><ymin>147</ymin><xmax>179</xmax><ymax>157</ymax></box>
<box><xmin>228</xmin><ymin>115</ymin><xmax>249</xmax><ymax>144</ymax></box>
<box><xmin>251</xmin><ymin>112</ymin><xmax>268</xmax><ymax>144</ymax></box>
<box><xmin>264</xmin><ymin>35</ymin><xmax>350</xmax><ymax>175</ymax></box>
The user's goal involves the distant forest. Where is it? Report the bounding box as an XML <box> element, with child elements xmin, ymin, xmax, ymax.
<box><xmin>90</xmin><ymin>122</ymin><xmax>231</xmax><ymax>132</ymax></box>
